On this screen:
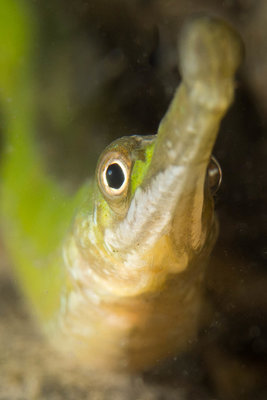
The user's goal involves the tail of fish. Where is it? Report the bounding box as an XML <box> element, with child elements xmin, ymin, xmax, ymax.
<box><xmin>0</xmin><ymin>0</ymin><xmax>80</xmax><ymax>323</ymax></box>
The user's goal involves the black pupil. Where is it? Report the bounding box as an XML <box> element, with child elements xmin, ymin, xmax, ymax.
<box><xmin>106</xmin><ymin>163</ymin><xmax>125</xmax><ymax>189</ymax></box>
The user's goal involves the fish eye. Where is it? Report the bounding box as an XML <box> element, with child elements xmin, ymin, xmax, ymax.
<box><xmin>100</xmin><ymin>158</ymin><xmax>129</xmax><ymax>196</ymax></box>
<box><xmin>106</xmin><ymin>162</ymin><xmax>125</xmax><ymax>189</ymax></box>
<box><xmin>207</xmin><ymin>156</ymin><xmax>222</xmax><ymax>194</ymax></box>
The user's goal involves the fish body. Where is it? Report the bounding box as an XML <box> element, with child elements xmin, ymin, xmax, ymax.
<box><xmin>0</xmin><ymin>2</ymin><xmax>243</xmax><ymax>372</ymax></box>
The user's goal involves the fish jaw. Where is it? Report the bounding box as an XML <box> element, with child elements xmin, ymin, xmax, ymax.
<box><xmin>102</xmin><ymin>17</ymin><xmax>242</xmax><ymax>274</ymax></box>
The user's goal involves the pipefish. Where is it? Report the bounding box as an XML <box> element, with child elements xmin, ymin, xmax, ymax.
<box><xmin>0</xmin><ymin>3</ymin><xmax>243</xmax><ymax>372</ymax></box>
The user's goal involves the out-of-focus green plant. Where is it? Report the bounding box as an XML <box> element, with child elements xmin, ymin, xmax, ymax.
<box><xmin>0</xmin><ymin>0</ymin><xmax>84</xmax><ymax>322</ymax></box>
